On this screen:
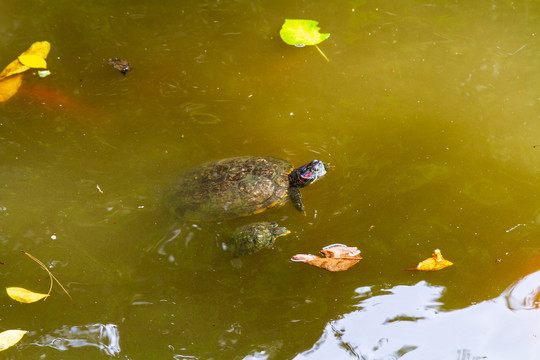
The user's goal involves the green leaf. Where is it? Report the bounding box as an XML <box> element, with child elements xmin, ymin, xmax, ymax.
<box><xmin>279</xmin><ymin>19</ymin><xmax>330</xmax><ymax>47</ymax></box>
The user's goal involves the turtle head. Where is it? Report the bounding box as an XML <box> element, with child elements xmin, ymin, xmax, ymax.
<box><xmin>270</xmin><ymin>222</ymin><xmax>291</xmax><ymax>237</ymax></box>
<box><xmin>289</xmin><ymin>160</ymin><xmax>327</xmax><ymax>188</ymax></box>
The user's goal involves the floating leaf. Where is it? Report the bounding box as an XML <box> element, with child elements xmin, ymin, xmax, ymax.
<box><xmin>279</xmin><ymin>19</ymin><xmax>330</xmax><ymax>61</ymax></box>
<box><xmin>0</xmin><ymin>330</ymin><xmax>27</xmax><ymax>352</ymax></box>
<box><xmin>22</xmin><ymin>41</ymin><xmax>51</xmax><ymax>60</ymax></box>
<box><xmin>292</xmin><ymin>244</ymin><xmax>362</xmax><ymax>272</ymax></box>
<box><xmin>0</xmin><ymin>74</ymin><xmax>23</xmax><ymax>103</ymax></box>
<box><xmin>18</xmin><ymin>54</ymin><xmax>47</xmax><ymax>69</ymax></box>
<box><xmin>408</xmin><ymin>249</ymin><xmax>453</xmax><ymax>271</ymax></box>
<box><xmin>0</xmin><ymin>41</ymin><xmax>51</xmax><ymax>102</ymax></box>
<box><xmin>0</xmin><ymin>59</ymin><xmax>30</xmax><ymax>80</ymax></box>
<box><xmin>6</xmin><ymin>287</ymin><xmax>49</xmax><ymax>303</ymax></box>
<box><xmin>0</xmin><ymin>41</ymin><xmax>51</xmax><ymax>80</ymax></box>
<box><xmin>280</xmin><ymin>19</ymin><xmax>330</xmax><ymax>46</ymax></box>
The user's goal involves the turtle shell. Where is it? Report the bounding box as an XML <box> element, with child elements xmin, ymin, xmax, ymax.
<box><xmin>170</xmin><ymin>156</ymin><xmax>293</xmax><ymax>220</ymax></box>
<box><xmin>229</xmin><ymin>221</ymin><xmax>289</xmax><ymax>255</ymax></box>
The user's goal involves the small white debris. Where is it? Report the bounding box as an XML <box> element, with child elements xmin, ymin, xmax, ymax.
<box><xmin>38</xmin><ymin>70</ymin><xmax>51</xmax><ymax>78</ymax></box>
<box><xmin>506</xmin><ymin>224</ymin><xmax>525</xmax><ymax>233</ymax></box>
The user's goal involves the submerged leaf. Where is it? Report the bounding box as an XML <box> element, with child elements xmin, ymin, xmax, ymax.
<box><xmin>6</xmin><ymin>287</ymin><xmax>49</xmax><ymax>303</ymax></box>
<box><xmin>408</xmin><ymin>249</ymin><xmax>453</xmax><ymax>271</ymax></box>
<box><xmin>292</xmin><ymin>244</ymin><xmax>362</xmax><ymax>272</ymax></box>
<box><xmin>0</xmin><ymin>74</ymin><xmax>23</xmax><ymax>103</ymax></box>
<box><xmin>18</xmin><ymin>54</ymin><xmax>47</xmax><ymax>69</ymax></box>
<box><xmin>279</xmin><ymin>19</ymin><xmax>330</xmax><ymax>46</ymax></box>
<box><xmin>0</xmin><ymin>330</ymin><xmax>27</xmax><ymax>351</ymax></box>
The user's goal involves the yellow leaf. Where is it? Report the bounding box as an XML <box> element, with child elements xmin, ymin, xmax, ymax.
<box><xmin>22</xmin><ymin>41</ymin><xmax>51</xmax><ymax>60</ymax></box>
<box><xmin>0</xmin><ymin>41</ymin><xmax>51</xmax><ymax>80</ymax></box>
<box><xmin>6</xmin><ymin>287</ymin><xmax>49</xmax><ymax>303</ymax></box>
<box><xmin>408</xmin><ymin>249</ymin><xmax>453</xmax><ymax>271</ymax></box>
<box><xmin>0</xmin><ymin>330</ymin><xmax>27</xmax><ymax>352</ymax></box>
<box><xmin>0</xmin><ymin>74</ymin><xmax>23</xmax><ymax>103</ymax></box>
<box><xmin>18</xmin><ymin>54</ymin><xmax>47</xmax><ymax>69</ymax></box>
<box><xmin>0</xmin><ymin>59</ymin><xmax>29</xmax><ymax>80</ymax></box>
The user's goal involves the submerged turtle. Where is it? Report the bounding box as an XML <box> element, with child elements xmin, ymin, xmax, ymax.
<box><xmin>170</xmin><ymin>156</ymin><xmax>327</xmax><ymax>220</ymax></box>
<box><xmin>229</xmin><ymin>221</ymin><xmax>290</xmax><ymax>256</ymax></box>
<box><xmin>108</xmin><ymin>58</ymin><xmax>132</xmax><ymax>75</ymax></box>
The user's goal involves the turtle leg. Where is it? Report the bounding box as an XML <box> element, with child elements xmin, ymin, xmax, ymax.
<box><xmin>289</xmin><ymin>187</ymin><xmax>306</xmax><ymax>214</ymax></box>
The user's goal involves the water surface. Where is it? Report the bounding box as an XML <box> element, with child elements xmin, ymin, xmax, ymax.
<box><xmin>1</xmin><ymin>0</ymin><xmax>540</xmax><ymax>359</ymax></box>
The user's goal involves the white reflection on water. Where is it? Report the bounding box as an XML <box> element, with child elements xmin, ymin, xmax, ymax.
<box><xmin>31</xmin><ymin>323</ymin><xmax>120</xmax><ymax>356</ymax></box>
<box><xmin>295</xmin><ymin>271</ymin><xmax>540</xmax><ymax>360</ymax></box>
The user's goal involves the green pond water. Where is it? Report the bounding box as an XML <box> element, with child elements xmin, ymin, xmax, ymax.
<box><xmin>1</xmin><ymin>0</ymin><xmax>540</xmax><ymax>359</ymax></box>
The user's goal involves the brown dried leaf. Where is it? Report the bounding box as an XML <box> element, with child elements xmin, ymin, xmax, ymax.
<box><xmin>292</xmin><ymin>245</ymin><xmax>362</xmax><ymax>272</ymax></box>
<box><xmin>408</xmin><ymin>249</ymin><xmax>453</xmax><ymax>271</ymax></box>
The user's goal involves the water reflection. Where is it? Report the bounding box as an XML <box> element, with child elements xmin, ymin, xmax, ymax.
<box><xmin>30</xmin><ymin>323</ymin><xmax>120</xmax><ymax>356</ymax></box>
<box><xmin>294</xmin><ymin>271</ymin><xmax>540</xmax><ymax>359</ymax></box>
<box><xmin>505</xmin><ymin>270</ymin><xmax>540</xmax><ymax>311</ymax></box>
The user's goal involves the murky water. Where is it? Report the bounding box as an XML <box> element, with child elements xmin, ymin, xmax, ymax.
<box><xmin>1</xmin><ymin>0</ymin><xmax>540</xmax><ymax>358</ymax></box>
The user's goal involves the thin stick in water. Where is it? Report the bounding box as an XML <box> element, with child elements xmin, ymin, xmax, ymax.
<box><xmin>315</xmin><ymin>45</ymin><xmax>330</xmax><ymax>62</ymax></box>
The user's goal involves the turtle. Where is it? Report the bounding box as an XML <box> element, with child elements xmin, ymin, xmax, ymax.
<box><xmin>229</xmin><ymin>221</ymin><xmax>290</xmax><ymax>256</ymax></box>
<box><xmin>169</xmin><ymin>156</ymin><xmax>327</xmax><ymax>220</ymax></box>
<box><xmin>108</xmin><ymin>58</ymin><xmax>132</xmax><ymax>75</ymax></box>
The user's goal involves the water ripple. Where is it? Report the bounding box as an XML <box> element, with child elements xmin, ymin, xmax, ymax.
<box><xmin>504</xmin><ymin>270</ymin><xmax>540</xmax><ymax>311</ymax></box>
<box><xmin>31</xmin><ymin>323</ymin><xmax>120</xmax><ymax>356</ymax></box>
